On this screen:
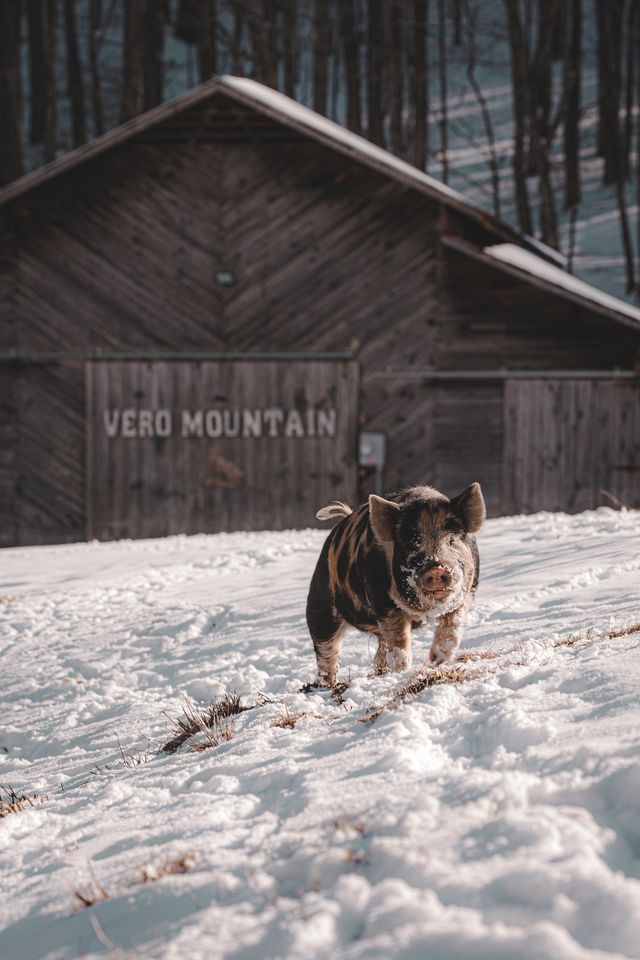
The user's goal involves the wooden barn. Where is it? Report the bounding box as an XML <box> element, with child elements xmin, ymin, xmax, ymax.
<box><xmin>1</xmin><ymin>75</ymin><xmax>639</xmax><ymax>547</ymax></box>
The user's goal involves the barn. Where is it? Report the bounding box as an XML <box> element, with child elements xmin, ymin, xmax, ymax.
<box><xmin>1</xmin><ymin>75</ymin><xmax>639</xmax><ymax>547</ymax></box>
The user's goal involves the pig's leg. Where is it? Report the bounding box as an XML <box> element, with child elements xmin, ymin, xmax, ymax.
<box><xmin>307</xmin><ymin>554</ymin><xmax>346</xmax><ymax>687</ymax></box>
<box><xmin>374</xmin><ymin>611</ymin><xmax>412</xmax><ymax>674</ymax></box>
<box><xmin>311</xmin><ymin>625</ymin><xmax>346</xmax><ymax>687</ymax></box>
<box><xmin>430</xmin><ymin>599</ymin><xmax>470</xmax><ymax>664</ymax></box>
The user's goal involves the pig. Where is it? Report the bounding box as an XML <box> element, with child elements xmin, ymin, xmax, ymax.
<box><xmin>306</xmin><ymin>483</ymin><xmax>485</xmax><ymax>687</ymax></box>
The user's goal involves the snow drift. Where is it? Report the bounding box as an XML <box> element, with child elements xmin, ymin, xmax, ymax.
<box><xmin>1</xmin><ymin>508</ymin><xmax>640</xmax><ymax>959</ymax></box>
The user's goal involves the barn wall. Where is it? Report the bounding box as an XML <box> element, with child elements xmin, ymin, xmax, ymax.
<box><xmin>2</xmin><ymin>97</ymin><xmax>640</xmax><ymax>543</ymax></box>
<box><xmin>436</xmin><ymin>251</ymin><xmax>640</xmax><ymax>370</ymax></box>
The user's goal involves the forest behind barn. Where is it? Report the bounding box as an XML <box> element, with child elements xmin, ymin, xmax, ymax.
<box><xmin>1</xmin><ymin>0</ymin><xmax>640</xmax><ymax>302</ymax></box>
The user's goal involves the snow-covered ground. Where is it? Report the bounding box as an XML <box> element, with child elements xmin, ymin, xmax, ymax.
<box><xmin>2</xmin><ymin>509</ymin><xmax>640</xmax><ymax>960</ymax></box>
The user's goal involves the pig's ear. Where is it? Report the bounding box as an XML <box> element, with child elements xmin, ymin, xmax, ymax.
<box><xmin>369</xmin><ymin>495</ymin><xmax>401</xmax><ymax>543</ymax></box>
<box><xmin>450</xmin><ymin>482</ymin><xmax>486</xmax><ymax>533</ymax></box>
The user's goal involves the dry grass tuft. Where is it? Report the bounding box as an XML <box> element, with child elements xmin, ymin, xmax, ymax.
<box><xmin>161</xmin><ymin>693</ymin><xmax>246</xmax><ymax>754</ymax></box>
<box><xmin>607</xmin><ymin>622</ymin><xmax>640</xmax><ymax>640</ymax></box>
<box><xmin>455</xmin><ymin>648</ymin><xmax>502</xmax><ymax>663</ymax></box>
<box><xmin>362</xmin><ymin>665</ymin><xmax>471</xmax><ymax>723</ymax></box>
<box><xmin>0</xmin><ymin>784</ymin><xmax>45</xmax><ymax>818</ymax></box>
<box><xmin>73</xmin><ymin>879</ymin><xmax>110</xmax><ymax>909</ymax></box>
<box><xmin>333</xmin><ymin>817</ymin><xmax>365</xmax><ymax>835</ymax></box>
<box><xmin>140</xmin><ymin>852</ymin><xmax>197</xmax><ymax>883</ymax></box>
<box><xmin>554</xmin><ymin>622</ymin><xmax>640</xmax><ymax>650</ymax></box>
<box><xmin>273</xmin><ymin>709</ymin><xmax>322</xmax><ymax>729</ymax></box>
<box><xmin>395</xmin><ymin>667</ymin><xmax>468</xmax><ymax>699</ymax></box>
<box><xmin>73</xmin><ymin>852</ymin><xmax>197</xmax><ymax>910</ymax></box>
<box><xmin>331</xmin><ymin>679</ymin><xmax>351</xmax><ymax>705</ymax></box>
<box><xmin>299</xmin><ymin>677</ymin><xmax>352</xmax><ymax>705</ymax></box>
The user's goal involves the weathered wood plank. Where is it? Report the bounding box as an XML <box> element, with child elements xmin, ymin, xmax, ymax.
<box><xmin>85</xmin><ymin>359</ymin><xmax>358</xmax><ymax>539</ymax></box>
<box><xmin>504</xmin><ymin>379</ymin><xmax>640</xmax><ymax>513</ymax></box>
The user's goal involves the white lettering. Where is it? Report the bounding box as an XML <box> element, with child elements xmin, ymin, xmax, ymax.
<box><xmin>121</xmin><ymin>409</ymin><xmax>137</xmax><ymax>437</ymax></box>
<box><xmin>242</xmin><ymin>409</ymin><xmax>262</xmax><ymax>438</ymax></box>
<box><xmin>156</xmin><ymin>410</ymin><xmax>172</xmax><ymax>437</ymax></box>
<box><xmin>103</xmin><ymin>410</ymin><xmax>120</xmax><ymax>437</ymax></box>
<box><xmin>182</xmin><ymin>410</ymin><xmax>203</xmax><ymax>437</ymax></box>
<box><xmin>101</xmin><ymin>406</ymin><xmax>338</xmax><ymax>439</ymax></box>
<box><xmin>223</xmin><ymin>410</ymin><xmax>240</xmax><ymax>437</ymax></box>
<box><xmin>205</xmin><ymin>410</ymin><xmax>223</xmax><ymax>437</ymax></box>
<box><xmin>138</xmin><ymin>410</ymin><xmax>154</xmax><ymax>438</ymax></box>
<box><xmin>317</xmin><ymin>409</ymin><xmax>337</xmax><ymax>438</ymax></box>
<box><xmin>263</xmin><ymin>408</ymin><xmax>285</xmax><ymax>437</ymax></box>
<box><xmin>284</xmin><ymin>409</ymin><xmax>305</xmax><ymax>438</ymax></box>
<box><xmin>306</xmin><ymin>409</ymin><xmax>316</xmax><ymax>437</ymax></box>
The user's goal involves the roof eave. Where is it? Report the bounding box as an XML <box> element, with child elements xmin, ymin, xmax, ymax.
<box><xmin>441</xmin><ymin>234</ymin><xmax>640</xmax><ymax>336</ymax></box>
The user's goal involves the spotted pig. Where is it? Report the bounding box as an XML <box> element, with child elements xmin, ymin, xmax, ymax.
<box><xmin>306</xmin><ymin>483</ymin><xmax>486</xmax><ymax>686</ymax></box>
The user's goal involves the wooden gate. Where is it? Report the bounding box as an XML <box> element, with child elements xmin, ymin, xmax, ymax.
<box><xmin>502</xmin><ymin>378</ymin><xmax>640</xmax><ymax>514</ymax></box>
<box><xmin>86</xmin><ymin>359</ymin><xmax>358</xmax><ymax>540</ymax></box>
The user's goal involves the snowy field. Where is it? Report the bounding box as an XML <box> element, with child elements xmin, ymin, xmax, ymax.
<box><xmin>2</xmin><ymin>509</ymin><xmax>640</xmax><ymax>960</ymax></box>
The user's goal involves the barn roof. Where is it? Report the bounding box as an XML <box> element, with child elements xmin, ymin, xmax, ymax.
<box><xmin>1</xmin><ymin>74</ymin><xmax>639</xmax><ymax>335</ymax></box>
<box><xmin>0</xmin><ymin>74</ymin><xmax>561</xmax><ymax>264</ymax></box>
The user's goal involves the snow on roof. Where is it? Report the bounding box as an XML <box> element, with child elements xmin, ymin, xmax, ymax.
<box><xmin>220</xmin><ymin>75</ymin><xmax>467</xmax><ymax>204</ymax></box>
<box><xmin>484</xmin><ymin>243</ymin><xmax>640</xmax><ymax>329</ymax></box>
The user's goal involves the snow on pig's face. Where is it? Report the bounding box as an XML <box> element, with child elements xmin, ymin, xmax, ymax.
<box><xmin>369</xmin><ymin>484</ymin><xmax>485</xmax><ymax>617</ymax></box>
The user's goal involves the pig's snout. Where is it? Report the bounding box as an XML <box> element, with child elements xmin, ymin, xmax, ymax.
<box><xmin>419</xmin><ymin>566</ymin><xmax>451</xmax><ymax>593</ymax></box>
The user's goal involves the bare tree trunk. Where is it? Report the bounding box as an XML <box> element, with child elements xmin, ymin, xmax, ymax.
<box><xmin>175</xmin><ymin>0</ymin><xmax>200</xmax><ymax>44</ymax></box>
<box><xmin>26</xmin><ymin>0</ymin><xmax>47</xmax><ymax>144</ymax></box>
<box><xmin>230</xmin><ymin>1</ymin><xmax>244</xmax><ymax>74</ymax></box>
<box><xmin>314</xmin><ymin>0</ymin><xmax>330</xmax><ymax>113</ymax></box>
<box><xmin>564</xmin><ymin>0</ymin><xmax>581</xmax><ymax>210</ymax></box>
<box><xmin>89</xmin><ymin>0</ymin><xmax>104</xmax><ymax>136</ymax></box>
<box><xmin>389</xmin><ymin>0</ymin><xmax>405</xmax><ymax>156</ymax></box>
<box><xmin>262</xmin><ymin>0</ymin><xmax>278</xmax><ymax>88</ymax></box>
<box><xmin>596</xmin><ymin>0</ymin><xmax>607</xmax><ymax>157</ymax></box>
<box><xmin>622</xmin><ymin>0</ymin><xmax>635</xmax><ymax>180</ymax></box>
<box><xmin>504</xmin><ymin>0</ymin><xmax>533</xmax><ymax>235</ymax></box>
<box><xmin>566</xmin><ymin>203</ymin><xmax>578</xmax><ymax>274</ymax></box>
<box><xmin>616</xmin><ymin>172</ymin><xmax>636</xmax><ymax>292</ymax></box>
<box><xmin>452</xmin><ymin>0</ymin><xmax>462</xmax><ymax>45</ymax></box>
<box><xmin>341</xmin><ymin>0</ymin><xmax>361</xmax><ymax>133</ymax></box>
<box><xmin>246</xmin><ymin>0</ymin><xmax>278</xmax><ymax>87</ymax></box>
<box><xmin>64</xmin><ymin>0</ymin><xmax>87</xmax><ymax>147</ymax></box>
<box><xmin>144</xmin><ymin>1</ymin><xmax>167</xmax><ymax>107</ymax></box>
<box><xmin>367</xmin><ymin>0</ymin><xmax>384</xmax><ymax>144</ymax></box>
<box><xmin>197</xmin><ymin>0</ymin><xmax>218</xmax><ymax>82</ymax></box>
<box><xmin>637</xmin><ymin>11</ymin><xmax>640</xmax><ymax>292</ymax></box>
<box><xmin>437</xmin><ymin>0</ymin><xmax>448</xmax><ymax>182</ymax></box>
<box><xmin>0</xmin><ymin>0</ymin><xmax>23</xmax><ymax>185</ymax></box>
<box><xmin>530</xmin><ymin>0</ymin><xmax>558</xmax><ymax>246</ymax></box>
<box><xmin>411</xmin><ymin>0</ymin><xmax>428</xmax><ymax>170</ymax></box>
<box><xmin>596</xmin><ymin>0</ymin><xmax>624</xmax><ymax>184</ymax></box>
<box><xmin>44</xmin><ymin>0</ymin><xmax>57</xmax><ymax>161</ymax></box>
<box><xmin>551</xmin><ymin>0</ymin><xmax>566</xmax><ymax>60</ymax></box>
<box><xmin>466</xmin><ymin>2</ymin><xmax>501</xmax><ymax>216</ymax></box>
<box><xmin>121</xmin><ymin>0</ymin><xmax>146</xmax><ymax>121</ymax></box>
<box><xmin>330</xmin><ymin>16</ymin><xmax>340</xmax><ymax>120</ymax></box>
<box><xmin>282</xmin><ymin>0</ymin><xmax>296</xmax><ymax>96</ymax></box>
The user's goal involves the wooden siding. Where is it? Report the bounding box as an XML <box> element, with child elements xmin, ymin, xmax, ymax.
<box><xmin>16</xmin><ymin>363</ymin><xmax>85</xmax><ymax>545</ymax></box>
<box><xmin>436</xmin><ymin>250</ymin><xmax>640</xmax><ymax>371</ymax></box>
<box><xmin>503</xmin><ymin>379</ymin><xmax>640</xmax><ymax>513</ymax></box>
<box><xmin>363</xmin><ymin>379</ymin><xmax>503</xmax><ymax>516</ymax></box>
<box><xmin>86</xmin><ymin>360</ymin><xmax>358</xmax><ymax>539</ymax></box>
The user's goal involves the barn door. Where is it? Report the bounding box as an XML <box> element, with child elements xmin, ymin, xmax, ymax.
<box><xmin>85</xmin><ymin>359</ymin><xmax>358</xmax><ymax>540</ymax></box>
<box><xmin>502</xmin><ymin>378</ymin><xmax>640</xmax><ymax>514</ymax></box>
